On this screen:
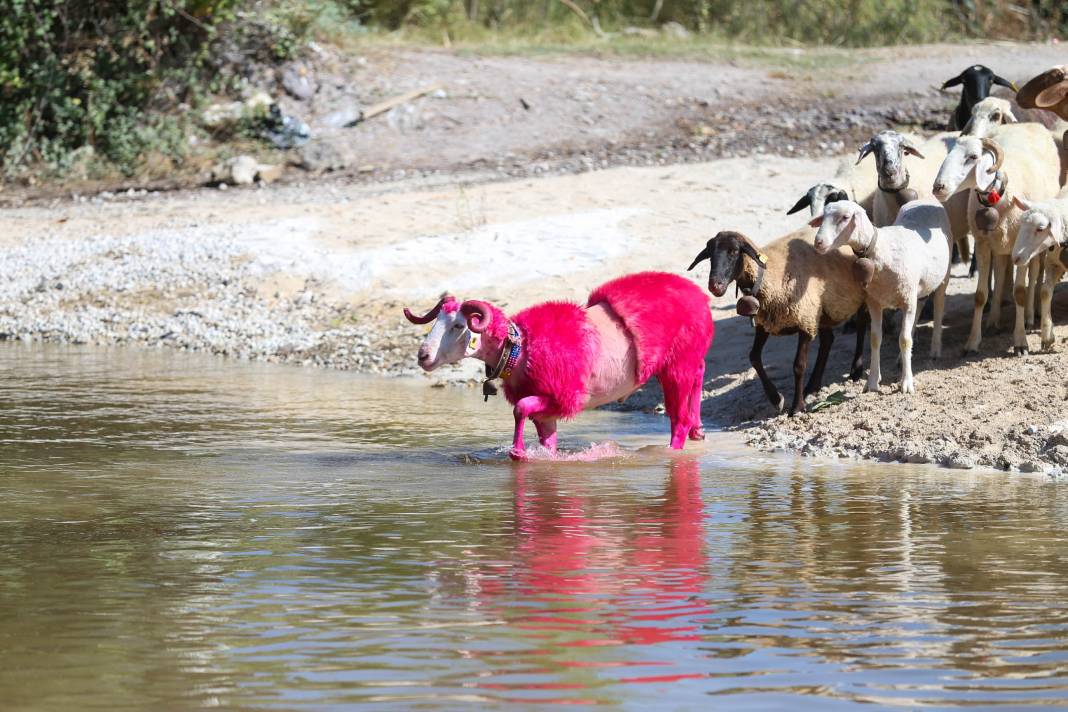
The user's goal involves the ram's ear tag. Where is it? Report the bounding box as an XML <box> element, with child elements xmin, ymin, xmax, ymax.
<box><xmin>757</xmin><ymin>252</ymin><xmax>769</xmax><ymax>265</ymax></box>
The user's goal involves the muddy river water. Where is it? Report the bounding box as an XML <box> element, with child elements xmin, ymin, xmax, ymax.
<box><xmin>2</xmin><ymin>344</ymin><xmax>1068</xmax><ymax>709</ymax></box>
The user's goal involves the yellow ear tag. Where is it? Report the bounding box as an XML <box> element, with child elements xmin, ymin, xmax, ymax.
<box><xmin>465</xmin><ymin>333</ymin><xmax>481</xmax><ymax>356</ymax></box>
<box><xmin>758</xmin><ymin>252</ymin><xmax>769</xmax><ymax>265</ymax></box>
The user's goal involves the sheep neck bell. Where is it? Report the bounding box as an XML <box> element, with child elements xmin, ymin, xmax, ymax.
<box><xmin>736</xmin><ymin>251</ymin><xmax>769</xmax><ymax>319</ymax></box>
<box><xmin>877</xmin><ymin>171</ymin><xmax>917</xmax><ymax>209</ymax></box>
<box><xmin>482</xmin><ymin>322</ymin><xmax>523</xmax><ymax>402</ymax></box>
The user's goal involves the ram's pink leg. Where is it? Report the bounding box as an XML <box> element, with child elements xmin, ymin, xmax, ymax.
<box><xmin>510</xmin><ymin>396</ymin><xmax>554</xmax><ymax>460</ymax></box>
<box><xmin>534</xmin><ymin>418</ymin><xmax>558</xmax><ymax>453</ymax></box>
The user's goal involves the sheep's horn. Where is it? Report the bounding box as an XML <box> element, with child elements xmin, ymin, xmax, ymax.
<box><xmin>980</xmin><ymin>137</ymin><xmax>1004</xmax><ymax>173</ymax></box>
<box><xmin>403</xmin><ymin>296</ymin><xmax>449</xmax><ymax>324</ymax></box>
<box><xmin>992</xmin><ymin>74</ymin><xmax>1017</xmax><ymax>92</ymax></box>
<box><xmin>786</xmin><ymin>193</ymin><xmax>811</xmax><ymax>215</ymax></box>
<box><xmin>460</xmin><ymin>299</ymin><xmax>494</xmax><ymax>333</ymax></box>
<box><xmin>687</xmin><ymin>245</ymin><xmax>711</xmax><ymax>271</ymax></box>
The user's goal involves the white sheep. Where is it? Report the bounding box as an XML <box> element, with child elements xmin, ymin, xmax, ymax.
<box><xmin>810</xmin><ymin>199</ymin><xmax>952</xmax><ymax>394</ymax></box>
<box><xmin>962</xmin><ymin>96</ymin><xmax>1018</xmax><ymax>138</ymax></box>
<box><xmin>933</xmin><ymin>123</ymin><xmax>1061</xmax><ymax>354</ymax></box>
<box><xmin>853</xmin><ymin>130</ymin><xmax>972</xmax><ymax>268</ymax></box>
<box><xmin>1010</xmin><ymin>190</ymin><xmax>1068</xmax><ymax>351</ymax></box>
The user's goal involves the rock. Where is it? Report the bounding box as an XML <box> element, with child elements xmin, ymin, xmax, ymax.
<box><xmin>281</xmin><ymin>62</ymin><xmax>316</xmax><ymax>101</ymax></box>
<box><xmin>229</xmin><ymin>155</ymin><xmax>259</xmax><ymax>186</ymax></box>
<box><xmin>298</xmin><ymin>137</ymin><xmax>349</xmax><ymax>172</ymax></box>
<box><xmin>623</xmin><ymin>26</ymin><xmax>659</xmax><ymax>38</ymax></box>
<box><xmin>1020</xmin><ymin>460</ymin><xmax>1042</xmax><ymax>473</ymax></box>
<box><xmin>1045</xmin><ymin>445</ymin><xmax>1068</xmax><ymax>465</ymax></box>
<box><xmin>320</xmin><ymin>106</ymin><xmax>362</xmax><ymax>129</ymax></box>
<box><xmin>661</xmin><ymin>21</ymin><xmax>690</xmax><ymax>39</ymax></box>
<box><xmin>201</xmin><ymin>101</ymin><xmax>245</xmax><ymax>129</ymax></box>
<box><xmin>256</xmin><ymin>163</ymin><xmax>284</xmax><ymax>184</ymax></box>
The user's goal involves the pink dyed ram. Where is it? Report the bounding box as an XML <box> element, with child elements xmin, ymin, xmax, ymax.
<box><xmin>404</xmin><ymin>271</ymin><xmax>714</xmax><ymax>459</ymax></box>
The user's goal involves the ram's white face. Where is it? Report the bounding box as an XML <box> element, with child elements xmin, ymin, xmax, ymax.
<box><xmin>809</xmin><ymin>202</ymin><xmax>859</xmax><ymax>254</ymax></box>
<box><xmin>1013</xmin><ymin>208</ymin><xmax>1062</xmax><ymax>266</ymax></box>
<box><xmin>411</xmin><ymin>299</ymin><xmax>472</xmax><ymax>371</ymax></box>
<box><xmin>963</xmin><ymin>98</ymin><xmax>1017</xmax><ymax>138</ymax></box>
<box><xmin>933</xmin><ymin>136</ymin><xmax>996</xmax><ymax>200</ymax></box>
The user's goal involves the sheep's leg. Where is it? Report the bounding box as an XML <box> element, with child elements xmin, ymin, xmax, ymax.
<box><xmin>788</xmin><ymin>332</ymin><xmax>813</xmax><ymax>416</ymax></box>
<box><xmin>1012</xmin><ymin>261</ymin><xmax>1030</xmax><ymax>355</ymax></box>
<box><xmin>510</xmin><ymin>395</ymin><xmax>552</xmax><ymax>460</ymax></box>
<box><xmin>534</xmin><ymin>418</ymin><xmax>558</xmax><ymax>453</ymax></box>
<box><xmin>659</xmin><ymin>370</ymin><xmax>692</xmax><ymax>450</ymax></box>
<box><xmin>749</xmin><ymin>326</ymin><xmax>784</xmax><ymax>413</ymax></box>
<box><xmin>1025</xmin><ymin>257</ymin><xmax>1041</xmax><ymax>330</ymax></box>
<box><xmin>930</xmin><ymin>273</ymin><xmax>949</xmax><ymax>359</ymax></box>
<box><xmin>965</xmin><ymin>243</ymin><xmax>992</xmax><ymax>355</ymax></box>
<box><xmin>898</xmin><ymin>296</ymin><xmax>918</xmax><ymax>394</ymax></box>
<box><xmin>687</xmin><ymin>360</ymin><xmax>706</xmax><ymax>442</ymax></box>
<box><xmin>1041</xmin><ymin>261</ymin><xmax>1065</xmax><ymax>351</ymax></box>
<box><xmin>1034</xmin><ymin>259</ymin><xmax>1046</xmax><ymax>326</ymax></box>
<box><xmin>988</xmin><ymin>253</ymin><xmax>1009</xmax><ymax>331</ymax></box>
<box><xmin>850</xmin><ymin>306</ymin><xmax>868</xmax><ymax>381</ymax></box>
<box><xmin>804</xmin><ymin>327</ymin><xmax>834</xmax><ymax>396</ymax></box>
<box><xmin>866</xmin><ymin>303</ymin><xmax>883</xmax><ymax>392</ymax></box>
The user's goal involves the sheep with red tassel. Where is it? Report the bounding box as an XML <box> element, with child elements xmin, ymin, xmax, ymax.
<box><xmin>403</xmin><ymin>272</ymin><xmax>714</xmax><ymax>459</ymax></box>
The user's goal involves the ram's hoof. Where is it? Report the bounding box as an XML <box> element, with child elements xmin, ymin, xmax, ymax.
<box><xmin>775</xmin><ymin>395</ymin><xmax>786</xmax><ymax>414</ymax></box>
<box><xmin>508</xmin><ymin>448</ymin><xmax>528</xmax><ymax>461</ymax></box>
<box><xmin>689</xmin><ymin>428</ymin><xmax>706</xmax><ymax>441</ymax></box>
<box><xmin>1014</xmin><ymin>345</ymin><xmax>1029</xmax><ymax>356</ymax></box>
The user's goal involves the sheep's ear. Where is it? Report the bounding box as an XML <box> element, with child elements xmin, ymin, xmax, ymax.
<box><xmin>975</xmin><ymin>151</ymin><xmax>998</xmax><ymax>189</ymax></box>
<box><xmin>993</xmin><ymin>74</ymin><xmax>1018</xmax><ymax>92</ymax></box>
<box><xmin>902</xmin><ymin>140</ymin><xmax>926</xmax><ymax>160</ymax></box>
<box><xmin>808</xmin><ymin>216</ymin><xmax>824</xmax><ymax>228</ymax></box>
<box><xmin>687</xmin><ymin>245</ymin><xmax>711</xmax><ymax>271</ymax></box>
<box><xmin>786</xmin><ymin>193</ymin><xmax>811</xmax><ymax>215</ymax></box>
<box><xmin>855</xmin><ymin>141</ymin><xmax>874</xmax><ymax>165</ymax></box>
<box><xmin>942</xmin><ymin>74</ymin><xmax>963</xmax><ymax>90</ymax></box>
<box><xmin>1012</xmin><ymin>195</ymin><xmax>1032</xmax><ymax>211</ymax></box>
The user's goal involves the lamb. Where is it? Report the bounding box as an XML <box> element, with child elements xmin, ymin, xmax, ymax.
<box><xmin>810</xmin><ymin>199</ymin><xmax>952</xmax><ymax>394</ymax></box>
<box><xmin>1010</xmin><ymin>191</ymin><xmax>1068</xmax><ymax>351</ymax></box>
<box><xmin>687</xmin><ymin>228</ymin><xmax>866</xmax><ymax>416</ymax></box>
<box><xmin>403</xmin><ymin>272</ymin><xmax>713</xmax><ymax>459</ymax></box>
<box><xmin>942</xmin><ymin>65</ymin><xmax>1016</xmax><ymax>131</ymax></box>
<box><xmin>932</xmin><ymin>123</ymin><xmax>1061</xmax><ymax>354</ymax></box>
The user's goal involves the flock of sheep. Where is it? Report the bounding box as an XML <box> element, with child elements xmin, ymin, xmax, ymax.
<box><xmin>689</xmin><ymin>63</ymin><xmax>1068</xmax><ymax>415</ymax></box>
<box><xmin>404</xmin><ymin>64</ymin><xmax>1068</xmax><ymax>457</ymax></box>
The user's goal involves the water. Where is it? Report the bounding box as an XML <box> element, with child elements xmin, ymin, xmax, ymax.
<box><xmin>3</xmin><ymin>344</ymin><xmax>1068</xmax><ymax>710</ymax></box>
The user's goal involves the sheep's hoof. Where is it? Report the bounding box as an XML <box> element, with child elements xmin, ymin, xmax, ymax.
<box><xmin>1042</xmin><ymin>340</ymin><xmax>1056</xmax><ymax>352</ymax></box>
<box><xmin>962</xmin><ymin>346</ymin><xmax>979</xmax><ymax>357</ymax></box>
<box><xmin>508</xmin><ymin>448</ymin><xmax>528</xmax><ymax>461</ymax></box>
<box><xmin>774</xmin><ymin>394</ymin><xmax>786</xmax><ymax>413</ymax></box>
<box><xmin>1014</xmin><ymin>345</ymin><xmax>1029</xmax><ymax>356</ymax></box>
<box><xmin>864</xmin><ymin>382</ymin><xmax>880</xmax><ymax>394</ymax></box>
<box><xmin>898</xmin><ymin>379</ymin><xmax>915</xmax><ymax>394</ymax></box>
<box><xmin>689</xmin><ymin>428</ymin><xmax>706</xmax><ymax>441</ymax></box>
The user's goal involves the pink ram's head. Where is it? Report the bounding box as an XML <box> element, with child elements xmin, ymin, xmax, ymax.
<box><xmin>403</xmin><ymin>295</ymin><xmax>496</xmax><ymax>371</ymax></box>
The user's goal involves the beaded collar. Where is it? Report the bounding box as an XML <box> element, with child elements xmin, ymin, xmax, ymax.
<box><xmin>482</xmin><ymin>322</ymin><xmax>523</xmax><ymax>402</ymax></box>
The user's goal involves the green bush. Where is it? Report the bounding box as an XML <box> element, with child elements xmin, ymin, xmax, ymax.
<box><xmin>0</xmin><ymin>1</ymin><xmax>239</xmax><ymax>177</ymax></box>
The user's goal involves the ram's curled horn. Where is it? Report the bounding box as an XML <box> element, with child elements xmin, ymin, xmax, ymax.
<box><xmin>404</xmin><ymin>296</ymin><xmax>449</xmax><ymax>324</ymax></box>
<box><xmin>979</xmin><ymin>137</ymin><xmax>1005</xmax><ymax>173</ymax></box>
<box><xmin>460</xmin><ymin>299</ymin><xmax>494</xmax><ymax>333</ymax></box>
